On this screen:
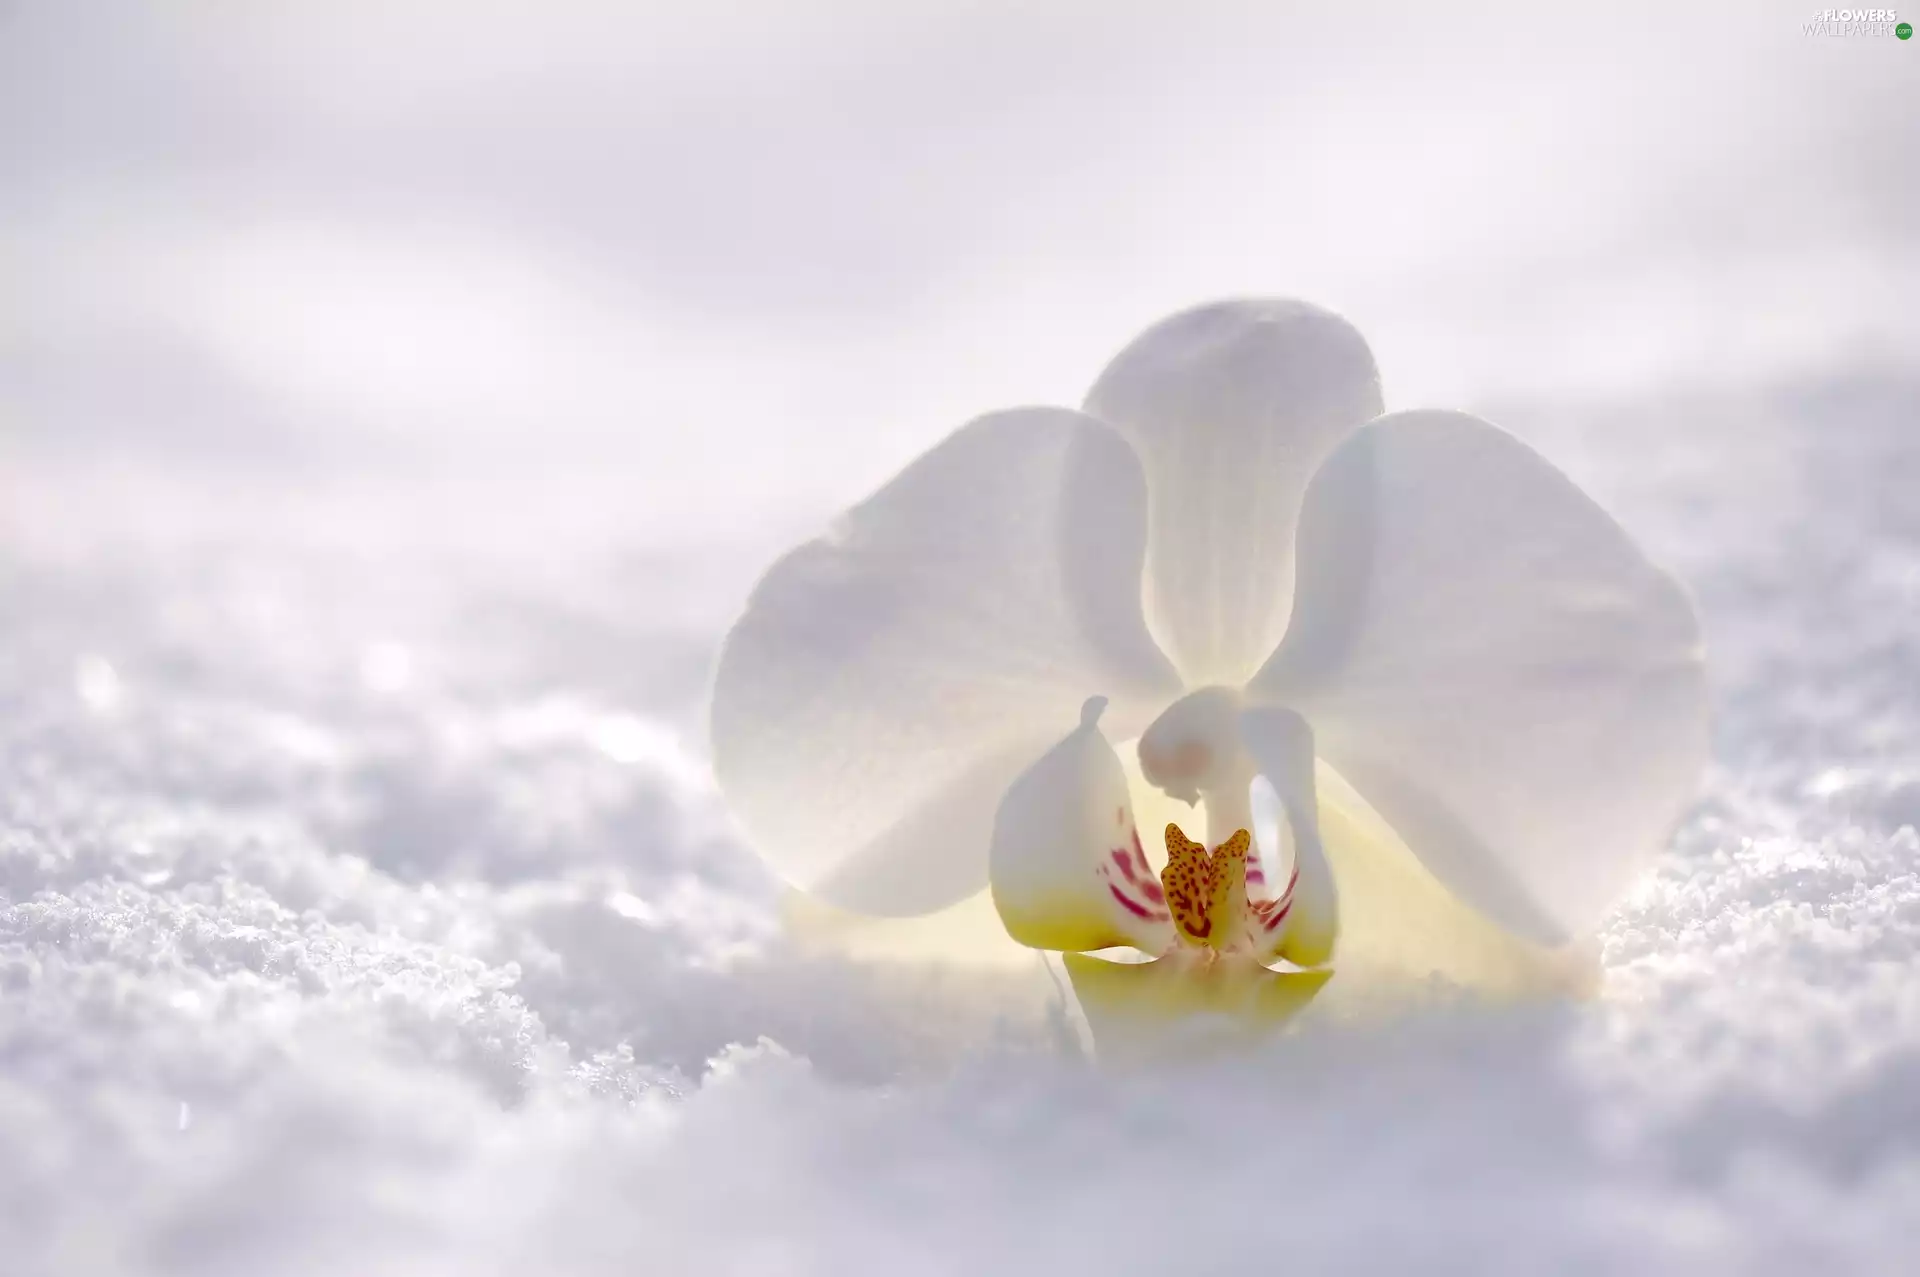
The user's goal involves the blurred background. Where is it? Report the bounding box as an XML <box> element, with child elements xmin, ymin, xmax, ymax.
<box><xmin>7</xmin><ymin>1</ymin><xmax>1914</xmax><ymax>523</ymax></box>
<box><xmin>3</xmin><ymin>3</ymin><xmax>1917</xmax><ymax>1274</ymax></box>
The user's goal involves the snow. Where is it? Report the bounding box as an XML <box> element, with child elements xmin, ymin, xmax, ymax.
<box><xmin>4</xmin><ymin>370</ymin><xmax>1918</xmax><ymax>1274</ymax></box>
<box><xmin>5</xmin><ymin>3</ymin><xmax>1919</xmax><ymax>1273</ymax></box>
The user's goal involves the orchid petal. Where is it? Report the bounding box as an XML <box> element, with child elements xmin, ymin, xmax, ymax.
<box><xmin>1312</xmin><ymin>761</ymin><xmax>1598</xmax><ymax>1001</ymax></box>
<box><xmin>1238</xmin><ymin>706</ymin><xmax>1590</xmax><ymax>999</ymax></box>
<box><xmin>1085</xmin><ymin>299</ymin><xmax>1384</xmax><ymax>688</ymax></box>
<box><xmin>1239</xmin><ymin>707</ymin><xmax>1337</xmax><ymax>968</ymax></box>
<box><xmin>775</xmin><ymin>750</ymin><xmax>1199</xmax><ymax>972</ymax></box>
<box><xmin>988</xmin><ymin>699</ymin><xmax>1175</xmax><ymax>955</ymax></box>
<box><xmin>1251</xmin><ymin>410</ymin><xmax>1707</xmax><ymax>944</ymax></box>
<box><xmin>712</xmin><ymin>408</ymin><xmax>1180</xmax><ymax>916</ymax></box>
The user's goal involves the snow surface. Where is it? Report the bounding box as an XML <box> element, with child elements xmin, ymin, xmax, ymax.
<box><xmin>6</xmin><ymin>3</ymin><xmax>1919</xmax><ymax>1273</ymax></box>
<box><xmin>3</xmin><ymin>373</ymin><xmax>1917</xmax><ymax>1276</ymax></box>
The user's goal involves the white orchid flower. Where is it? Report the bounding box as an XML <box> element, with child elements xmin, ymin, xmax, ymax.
<box><xmin>711</xmin><ymin>299</ymin><xmax>1706</xmax><ymax>1047</ymax></box>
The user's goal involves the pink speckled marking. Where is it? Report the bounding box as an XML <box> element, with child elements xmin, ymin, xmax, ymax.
<box><xmin>1108</xmin><ymin>883</ymin><xmax>1156</xmax><ymax>920</ymax></box>
<box><xmin>1256</xmin><ymin>866</ymin><xmax>1301</xmax><ymax>929</ymax></box>
<box><xmin>1127</xmin><ymin>830</ymin><xmax>1163</xmax><ymax>901</ymax></box>
<box><xmin>1099</xmin><ymin>857</ymin><xmax>1170</xmax><ymax>926</ymax></box>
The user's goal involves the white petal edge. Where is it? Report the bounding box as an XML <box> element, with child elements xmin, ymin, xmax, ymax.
<box><xmin>1250</xmin><ymin>409</ymin><xmax>1707</xmax><ymax>944</ymax></box>
<box><xmin>988</xmin><ymin>698</ymin><xmax>1176</xmax><ymax>955</ymax></box>
<box><xmin>1085</xmin><ymin>299</ymin><xmax>1385</xmax><ymax>689</ymax></box>
<box><xmin>711</xmin><ymin>407</ymin><xmax>1180</xmax><ymax>916</ymax></box>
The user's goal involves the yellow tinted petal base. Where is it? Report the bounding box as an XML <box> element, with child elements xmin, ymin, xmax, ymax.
<box><xmin>1061</xmin><ymin>949</ymin><xmax>1331</xmax><ymax>1064</ymax></box>
<box><xmin>1314</xmin><ymin>762</ymin><xmax>1599</xmax><ymax>1008</ymax></box>
<box><xmin>775</xmin><ymin>752</ymin><xmax>1598</xmax><ymax>1047</ymax></box>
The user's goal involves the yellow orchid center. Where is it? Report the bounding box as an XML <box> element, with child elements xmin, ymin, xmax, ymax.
<box><xmin>1161</xmin><ymin>823</ymin><xmax>1249</xmax><ymax>949</ymax></box>
<box><xmin>1063</xmin><ymin>821</ymin><xmax>1328</xmax><ymax>1062</ymax></box>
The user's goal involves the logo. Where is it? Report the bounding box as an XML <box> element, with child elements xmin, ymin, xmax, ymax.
<box><xmin>1804</xmin><ymin>6</ymin><xmax>1907</xmax><ymax>33</ymax></box>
